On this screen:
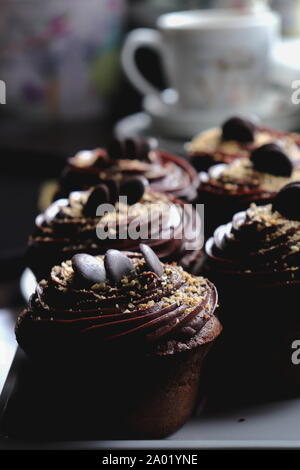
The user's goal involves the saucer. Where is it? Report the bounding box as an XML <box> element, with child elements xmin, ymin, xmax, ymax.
<box><xmin>114</xmin><ymin>112</ymin><xmax>187</xmax><ymax>156</ymax></box>
<box><xmin>143</xmin><ymin>88</ymin><xmax>300</xmax><ymax>139</ymax></box>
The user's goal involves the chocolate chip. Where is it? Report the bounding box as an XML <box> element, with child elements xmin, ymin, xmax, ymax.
<box><xmin>125</xmin><ymin>138</ymin><xmax>139</xmax><ymax>159</ymax></box>
<box><xmin>139</xmin><ymin>244</ymin><xmax>163</xmax><ymax>277</ymax></box>
<box><xmin>72</xmin><ymin>253</ymin><xmax>106</xmax><ymax>287</ymax></box>
<box><xmin>107</xmin><ymin>138</ymin><xmax>124</xmax><ymax>159</ymax></box>
<box><xmin>250</xmin><ymin>143</ymin><xmax>293</xmax><ymax>177</ymax></box>
<box><xmin>139</xmin><ymin>140</ymin><xmax>152</xmax><ymax>160</ymax></box>
<box><xmin>104</xmin><ymin>249</ymin><xmax>134</xmax><ymax>284</ymax></box>
<box><xmin>190</xmin><ymin>154</ymin><xmax>214</xmax><ymax>172</ymax></box>
<box><xmin>272</xmin><ymin>182</ymin><xmax>300</xmax><ymax>220</ymax></box>
<box><xmin>120</xmin><ymin>176</ymin><xmax>148</xmax><ymax>205</ymax></box>
<box><xmin>107</xmin><ymin>138</ymin><xmax>138</xmax><ymax>160</ymax></box>
<box><xmin>222</xmin><ymin>117</ymin><xmax>256</xmax><ymax>143</ymax></box>
<box><xmin>83</xmin><ymin>185</ymin><xmax>110</xmax><ymax>217</ymax></box>
<box><xmin>107</xmin><ymin>137</ymin><xmax>152</xmax><ymax>161</ymax></box>
<box><xmin>126</xmin><ymin>137</ymin><xmax>152</xmax><ymax>160</ymax></box>
<box><xmin>104</xmin><ymin>178</ymin><xmax>119</xmax><ymax>204</ymax></box>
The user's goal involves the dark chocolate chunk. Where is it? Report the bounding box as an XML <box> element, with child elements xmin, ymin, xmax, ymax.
<box><xmin>72</xmin><ymin>253</ymin><xmax>106</xmax><ymax>287</ymax></box>
<box><xmin>125</xmin><ymin>138</ymin><xmax>139</xmax><ymax>159</ymax></box>
<box><xmin>126</xmin><ymin>137</ymin><xmax>152</xmax><ymax>160</ymax></box>
<box><xmin>120</xmin><ymin>176</ymin><xmax>148</xmax><ymax>205</ymax></box>
<box><xmin>222</xmin><ymin>117</ymin><xmax>256</xmax><ymax>143</ymax></box>
<box><xmin>104</xmin><ymin>178</ymin><xmax>119</xmax><ymax>204</ymax></box>
<box><xmin>107</xmin><ymin>137</ymin><xmax>140</xmax><ymax>160</ymax></box>
<box><xmin>83</xmin><ymin>184</ymin><xmax>109</xmax><ymax>217</ymax></box>
<box><xmin>139</xmin><ymin>243</ymin><xmax>163</xmax><ymax>277</ymax></box>
<box><xmin>272</xmin><ymin>182</ymin><xmax>300</xmax><ymax>220</ymax></box>
<box><xmin>104</xmin><ymin>249</ymin><xmax>134</xmax><ymax>284</ymax></box>
<box><xmin>107</xmin><ymin>137</ymin><xmax>152</xmax><ymax>161</ymax></box>
<box><xmin>139</xmin><ymin>139</ymin><xmax>152</xmax><ymax>160</ymax></box>
<box><xmin>190</xmin><ymin>154</ymin><xmax>214</xmax><ymax>172</ymax></box>
<box><xmin>250</xmin><ymin>143</ymin><xmax>293</xmax><ymax>177</ymax></box>
<box><xmin>107</xmin><ymin>138</ymin><xmax>124</xmax><ymax>159</ymax></box>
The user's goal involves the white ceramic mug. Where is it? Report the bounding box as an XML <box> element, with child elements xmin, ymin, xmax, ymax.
<box><xmin>121</xmin><ymin>9</ymin><xmax>280</xmax><ymax>110</ymax></box>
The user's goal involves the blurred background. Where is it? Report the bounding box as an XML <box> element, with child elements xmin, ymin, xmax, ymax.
<box><xmin>2</xmin><ymin>0</ymin><xmax>300</xmax><ymax>444</ymax></box>
<box><xmin>1</xmin><ymin>0</ymin><xmax>300</xmax><ymax>298</ymax></box>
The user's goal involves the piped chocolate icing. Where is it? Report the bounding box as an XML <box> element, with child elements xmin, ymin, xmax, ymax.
<box><xmin>187</xmin><ymin>116</ymin><xmax>300</xmax><ymax>171</ymax></box>
<box><xmin>16</xmin><ymin>249</ymin><xmax>219</xmax><ymax>356</ymax></box>
<box><xmin>199</xmin><ymin>155</ymin><xmax>300</xmax><ymax>205</ymax></box>
<box><xmin>205</xmin><ymin>187</ymin><xmax>300</xmax><ymax>287</ymax></box>
<box><xmin>56</xmin><ymin>138</ymin><xmax>199</xmax><ymax>202</ymax></box>
<box><xmin>28</xmin><ymin>181</ymin><xmax>202</xmax><ymax>279</ymax></box>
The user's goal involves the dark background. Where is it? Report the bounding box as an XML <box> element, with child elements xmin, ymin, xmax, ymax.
<box><xmin>0</xmin><ymin>6</ymin><xmax>166</xmax><ymax>284</ymax></box>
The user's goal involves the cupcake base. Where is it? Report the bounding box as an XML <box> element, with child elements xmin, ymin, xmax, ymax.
<box><xmin>8</xmin><ymin>318</ymin><xmax>221</xmax><ymax>440</ymax></box>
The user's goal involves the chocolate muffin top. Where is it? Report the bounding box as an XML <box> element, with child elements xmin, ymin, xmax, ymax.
<box><xmin>16</xmin><ymin>248</ymin><xmax>221</xmax><ymax>358</ymax></box>
<box><xmin>29</xmin><ymin>178</ymin><xmax>203</xmax><ymax>279</ymax></box>
<box><xmin>199</xmin><ymin>153</ymin><xmax>300</xmax><ymax>205</ymax></box>
<box><xmin>205</xmin><ymin>183</ymin><xmax>300</xmax><ymax>287</ymax></box>
<box><xmin>187</xmin><ymin>116</ymin><xmax>300</xmax><ymax>171</ymax></box>
<box><xmin>56</xmin><ymin>138</ymin><xmax>199</xmax><ymax>202</ymax></box>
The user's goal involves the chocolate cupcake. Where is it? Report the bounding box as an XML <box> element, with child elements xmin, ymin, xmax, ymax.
<box><xmin>28</xmin><ymin>177</ymin><xmax>203</xmax><ymax>280</ymax></box>
<box><xmin>15</xmin><ymin>248</ymin><xmax>222</xmax><ymax>438</ymax></box>
<box><xmin>197</xmin><ymin>144</ymin><xmax>300</xmax><ymax>235</ymax></box>
<box><xmin>56</xmin><ymin>138</ymin><xmax>199</xmax><ymax>202</ymax></box>
<box><xmin>202</xmin><ymin>186</ymin><xmax>300</xmax><ymax>403</ymax></box>
<box><xmin>187</xmin><ymin>116</ymin><xmax>300</xmax><ymax>171</ymax></box>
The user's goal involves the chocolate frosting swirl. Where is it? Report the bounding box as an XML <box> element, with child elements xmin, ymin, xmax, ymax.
<box><xmin>16</xmin><ymin>253</ymin><xmax>220</xmax><ymax>357</ymax></box>
<box><xmin>196</xmin><ymin>157</ymin><xmax>300</xmax><ymax>236</ymax></box>
<box><xmin>199</xmin><ymin>158</ymin><xmax>300</xmax><ymax>204</ymax></box>
<box><xmin>188</xmin><ymin>125</ymin><xmax>300</xmax><ymax>170</ymax></box>
<box><xmin>205</xmin><ymin>203</ymin><xmax>300</xmax><ymax>287</ymax></box>
<box><xmin>28</xmin><ymin>188</ymin><xmax>203</xmax><ymax>280</ymax></box>
<box><xmin>56</xmin><ymin>146</ymin><xmax>199</xmax><ymax>202</ymax></box>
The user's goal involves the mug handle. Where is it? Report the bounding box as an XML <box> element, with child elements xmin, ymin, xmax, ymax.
<box><xmin>121</xmin><ymin>28</ymin><xmax>163</xmax><ymax>97</ymax></box>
